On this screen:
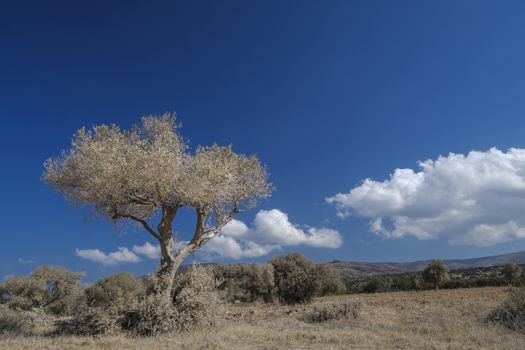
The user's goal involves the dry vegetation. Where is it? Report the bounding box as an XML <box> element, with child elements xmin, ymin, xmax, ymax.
<box><xmin>2</xmin><ymin>287</ymin><xmax>524</xmax><ymax>350</ymax></box>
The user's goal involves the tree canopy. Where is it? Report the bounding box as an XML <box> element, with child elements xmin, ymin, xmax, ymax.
<box><xmin>43</xmin><ymin>113</ymin><xmax>272</xmax><ymax>293</ymax></box>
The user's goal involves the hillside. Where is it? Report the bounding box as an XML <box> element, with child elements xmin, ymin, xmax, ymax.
<box><xmin>327</xmin><ymin>250</ymin><xmax>525</xmax><ymax>277</ymax></box>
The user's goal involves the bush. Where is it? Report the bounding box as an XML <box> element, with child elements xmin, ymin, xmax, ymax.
<box><xmin>313</xmin><ymin>264</ymin><xmax>346</xmax><ymax>296</ymax></box>
<box><xmin>503</xmin><ymin>264</ymin><xmax>523</xmax><ymax>285</ymax></box>
<box><xmin>3</xmin><ymin>265</ymin><xmax>83</xmax><ymax>315</ymax></box>
<box><xmin>122</xmin><ymin>265</ymin><xmax>222</xmax><ymax>336</ymax></box>
<box><xmin>84</xmin><ymin>272</ymin><xmax>144</xmax><ymax>309</ymax></box>
<box><xmin>122</xmin><ymin>292</ymin><xmax>177</xmax><ymax>337</ymax></box>
<box><xmin>0</xmin><ymin>286</ymin><xmax>9</xmax><ymax>304</ymax></box>
<box><xmin>422</xmin><ymin>260</ymin><xmax>449</xmax><ymax>289</ymax></box>
<box><xmin>363</xmin><ymin>277</ymin><xmax>389</xmax><ymax>293</ymax></box>
<box><xmin>171</xmin><ymin>265</ymin><xmax>223</xmax><ymax>331</ymax></box>
<box><xmin>0</xmin><ymin>304</ymin><xmax>34</xmax><ymax>334</ymax></box>
<box><xmin>487</xmin><ymin>287</ymin><xmax>525</xmax><ymax>330</ymax></box>
<box><xmin>214</xmin><ymin>264</ymin><xmax>275</xmax><ymax>303</ymax></box>
<box><xmin>270</xmin><ymin>253</ymin><xmax>318</xmax><ymax>304</ymax></box>
<box><xmin>303</xmin><ymin>300</ymin><xmax>363</xmax><ymax>323</ymax></box>
<box><xmin>245</xmin><ymin>264</ymin><xmax>275</xmax><ymax>302</ymax></box>
<box><xmin>390</xmin><ymin>275</ymin><xmax>420</xmax><ymax>291</ymax></box>
<box><xmin>56</xmin><ymin>307</ymin><xmax>121</xmax><ymax>336</ymax></box>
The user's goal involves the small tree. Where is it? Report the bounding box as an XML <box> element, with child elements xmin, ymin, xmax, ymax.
<box><xmin>363</xmin><ymin>276</ymin><xmax>389</xmax><ymax>293</ymax></box>
<box><xmin>422</xmin><ymin>259</ymin><xmax>449</xmax><ymax>290</ymax></box>
<box><xmin>502</xmin><ymin>264</ymin><xmax>522</xmax><ymax>285</ymax></box>
<box><xmin>313</xmin><ymin>264</ymin><xmax>346</xmax><ymax>296</ymax></box>
<box><xmin>3</xmin><ymin>265</ymin><xmax>83</xmax><ymax>315</ymax></box>
<box><xmin>43</xmin><ymin>113</ymin><xmax>272</xmax><ymax>298</ymax></box>
<box><xmin>270</xmin><ymin>253</ymin><xmax>318</xmax><ymax>304</ymax></box>
<box><xmin>84</xmin><ymin>272</ymin><xmax>144</xmax><ymax>309</ymax></box>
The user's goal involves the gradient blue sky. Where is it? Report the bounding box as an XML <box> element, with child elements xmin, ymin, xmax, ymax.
<box><xmin>2</xmin><ymin>0</ymin><xmax>525</xmax><ymax>282</ymax></box>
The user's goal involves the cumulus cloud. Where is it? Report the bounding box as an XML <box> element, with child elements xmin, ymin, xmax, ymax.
<box><xmin>75</xmin><ymin>209</ymin><xmax>342</xmax><ymax>262</ymax></box>
<box><xmin>132</xmin><ymin>241</ymin><xmax>188</xmax><ymax>260</ymax></box>
<box><xmin>204</xmin><ymin>209</ymin><xmax>343</xmax><ymax>258</ymax></box>
<box><xmin>203</xmin><ymin>236</ymin><xmax>279</xmax><ymax>259</ymax></box>
<box><xmin>132</xmin><ymin>242</ymin><xmax>161</xmax><ymax>259</ymax></box>
<box><xmin>75</xmin><ymin>247</ymin><xmax>141</xmax><ymax>265</ymax></box>
<box><xmin>326</xmin><ymin>147</ymin><xmax>525</xmax><ymax>246</ymax></box>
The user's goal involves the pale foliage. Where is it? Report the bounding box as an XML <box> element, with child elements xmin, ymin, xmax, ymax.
<box><xmin>3</xmin><ymin>265</ymin><xmax>83</xmax><ymax>315</ymax></box>
<box><xmin>43</xmin><ymin>113</ymin><xmax>272</xmax><ymax>223</ymax></box>
<box><xmin>422</xmin><ymin>259</ymin><xmax>449</xmax><ymax>289</ymax></box>
<box><xmin>303</xmin><ymin>300</ymin><xmax>363</xmax><ymax>323</ymax></box>
<box><xmin>43</xmin><ymin>113</ymin><xmax>272</xmax><ymax>280</ymax></box>
<box><xmin>122</xmin><ymin>265</ymin><xmax>222</xmax><ymax>336</ymax></box>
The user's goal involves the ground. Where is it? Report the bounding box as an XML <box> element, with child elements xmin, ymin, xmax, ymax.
<box><xmin>1</xmin><ymin>287</ymin><xmax>523</xmax><ymax>349</ymax></box>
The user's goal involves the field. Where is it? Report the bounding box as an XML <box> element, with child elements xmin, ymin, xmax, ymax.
<box><xmin>1</xmin><ymin>287</ymin><xmax>522</xmax><ymax>350</ymax></box>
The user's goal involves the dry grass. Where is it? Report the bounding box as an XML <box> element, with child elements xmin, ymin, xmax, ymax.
<box><xmin>1</xmin><ymin>287</ymin><xmax>523</xmax><ymax>349</ymax></box>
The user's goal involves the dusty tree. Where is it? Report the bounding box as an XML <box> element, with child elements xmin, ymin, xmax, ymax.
<box><xmin>270</xmin><ymin>253</ymin><xmax>318</xmax><ymax>304</ymax></box>
<box><xmin>422</xmin><ymin>259</ymin><xmax>449</xmax><ymax>290</ymax></box>
<box><xmin>3</xmin><ymin>265</ymin><xmax>83</xmax><ymax>315</ymax></box>
<box><xmin>43</xmin><ymin>113</ymin><xmax>272</xmax><ymax>297</ymax></box>
<box><xmin>502</xmin><ymin>263</ymin><xmax>522</xmax><ymax>285</ymax></box>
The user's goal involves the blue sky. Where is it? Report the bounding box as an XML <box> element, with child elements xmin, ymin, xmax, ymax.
<box><xmin>2</xmin><ymin>0</ymin><xmax>525</xmax><ymax>282</ymax></box>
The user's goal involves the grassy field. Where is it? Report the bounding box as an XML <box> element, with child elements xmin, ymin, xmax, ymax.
<box><xmin>1</xmin><ymin>287</ymin><xmax>523</xmax><ymax>350</ymax></box>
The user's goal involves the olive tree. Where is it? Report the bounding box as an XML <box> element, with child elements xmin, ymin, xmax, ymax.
<box><xmin>43</xmin><ymin>113</ymin><xmax>272</xmax><ymax>297</ymax></box>
<box><xmin>422</xmin><ymin>259</ymin><xmax>449</xmax><ymax>290</ymax></box>
<box><xmin>270</xmin><ymin>253</ymin><xmax>318</xmax><ymax>304</ymax></box>
<box><xmin>502</xmin><ymin>263</ymin><xmax>522</xmax><ymax>285</ymax></box>
<box><xmin>3</xmin><ymin>265</ymin><xmax>83</xmax><ymax>315</ymax></box>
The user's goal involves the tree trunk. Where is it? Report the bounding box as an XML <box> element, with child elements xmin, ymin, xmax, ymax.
<box><xmin>153</xmin><ymin>205</ymin><xmax>180</xmax><ymax>298</ymax></box>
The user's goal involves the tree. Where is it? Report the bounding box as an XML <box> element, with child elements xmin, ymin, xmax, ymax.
<box><xmin>43</xmin><ymin>113</ymin><xmax>272</xmax><ymax>298</ymax></box>
<box><xmin>269</xmin><ymin>253</ymin><xmax>318</xmax><ymax>304</ymax></box>
<box><xmin>422</xmin><ymin>259</ymin><xmax>449</xmax><ymax>289</ymax></box>
<box><xmin>502</xmin><ymin>263</ymin><xmax>522</xmax><ymax>285</ymax></box>
<box><xmin>363</xmin><ymin>276</ymin><xmax>389</xmax><ymax>293</ymax></box>
<box><xmin>312</xmin><ymin>264</ymin><xmax>346</xmax><ymax>296</ymax></box>
<box><xmin>3</xmin><ymin>265</ymin><xmax>83</xmax><ymax>315</ymax></box>
<box><xmin>84</xmin><ymin>272</ymin><xmax>144</xmax><ymax>309</ymax></box>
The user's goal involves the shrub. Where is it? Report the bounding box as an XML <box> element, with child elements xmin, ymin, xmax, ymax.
<box><xmin>270</xmin><ymin>253</ymin><xmax>318</xmax><ymax>304</ymax></box>
<box><xmin>363</xmin><ymin>277</ymin><xmax>389</xmax><ymax>293</ymax></box>
<box><xmin>122</xmin><ymin>292</ymin><xmax>177</xmax><ymax>336</ymax></box>
<box><xmin>303</xmin><ymin>300</ymin><xmax>363</xmax><ymax>323</ymax></box>
<box><xmin>214</xmin><ymin>264</ymin><xmax>275</xmax><ymax>303</ymax></box>
<box><xmin>171</xmin><ymin>265</ymin><xmax>223</xmax><ymax>331</ymax></box>
<box><xmin>245</xmin><ymin>264</ymin><xmax>275</xmax><ymax>302</ymax></box>
<box><xmin>313</xmin><ymin>264</ymin><xmax>346</xmax><ymax>296</ymax></box>
<box><xmin>487</xmin><ymin>287</ymin><xmax>525</xmax><ymax>330</ymax></box>
<box><xmin>122</xmin><ymin>265</ymin><xmax>222</xmax><ymax>336</ymax></box>
<box><xmin>0</xmin><ymin>286</ymin><xmax>9</xmax><ymax>304</ymax></box>
<box><xmin>390</xmin><ymin>275</ymin><xmax>420</xmax><ymax>291</ymax></box>
<box><xmin>56</xmin><ymin>307</ymin><xmax>121</xmax><ymax>336</ymax></box>
<box><xmin>0</xmin><ymin>304</ymin><xmax>34</xmax><ymax>334</ymax></box>
<box><xmin>84</xmin><ymin>272</ymin><xmax>144</xmax><ymax>309</ymax></box>
<box><xmin>502</xmin><ymin>264</ymin><xmax>523</xmax><ymax>285</ymax></box>
<box><xmin>422</xmin><ymin>260</ymin><xmax>449</xmax><ymax>289</ymax></box>
<box><xmin>3</xmin><ymin>265</ymin><xmax>83</xmax><ymax>315</ymax></box>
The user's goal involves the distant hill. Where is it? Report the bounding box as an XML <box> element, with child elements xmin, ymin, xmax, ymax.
<box><xmin>326</xmin><ymin>250</ymin><xmax>525</xmax><ymax>277</ymax></box>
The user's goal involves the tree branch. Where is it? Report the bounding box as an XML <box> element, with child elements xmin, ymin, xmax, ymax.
<box><xmin>199</xmin><ymin>206</ymin><xmax>239</xmax><ymax>244</ymax></box>
<box><xmin>189</xmin><ymin>206</ymin><xmax>209</xmax><ymax>246</ymax></box>
<box><xmin>113</xmin><ymin>212</ymin><xmax>161</xmax><ymax>241</ymax></box>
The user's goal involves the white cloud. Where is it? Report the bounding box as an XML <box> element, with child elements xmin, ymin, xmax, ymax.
<box><xmin>132</xmin><ymin>241</ymin><xmax>189</xmax><ymax>260</ymax></box>
<box><xmin>75</xmin><ymin>247</ymin><xmax>141</xmax><ymax>266</ymax></box>
<box><xmin>132</xmin><ymin>242</ymin><xmax>160</xmax><ymax>259</ymax></box>
<box><xmin>204</xmin><ymin>209</ymin><xmax>343</xmax><ymax>258</ymax></box>
<box><xmin>204</xmin><ymin>236</ymin><xmax>279</xmax><ymax>259</ymax></box>
<box><xmin>17</xmin><ymin>258</ymin><xmax>35</xmax><ymax>265</ymax></box>
<box><xmin>326</xmin><ymin>147</ymin><xmax>525</xmax><ymax>246</ymax></box>
<box><xmin>76</xmin><ymin>209</ymin><xmax>342</xmax><ymax>262</ymax></box>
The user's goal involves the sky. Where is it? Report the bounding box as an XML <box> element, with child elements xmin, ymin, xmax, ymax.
<box><xmin>2</xmin><ymin>0</ymin><xmax>525</xmax><ymax>282</ymax></box>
